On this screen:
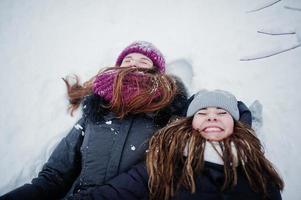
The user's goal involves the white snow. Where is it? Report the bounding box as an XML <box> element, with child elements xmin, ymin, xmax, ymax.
<box><xmin>105</xmin><ymin>120</ymin><xmax>112</xmax><ymax>125</ymax></box>
<box><xmin>74</xmin><ymin>124</ymin><xmax>83</xmax><ymax>130</ymax></box>
<box><xmin>130</xmin><ymin>145</ymin><xmax>136</xmax><ymax>151</ymax></box>
<box><xmin>0</xmin><ymin>0</ymin><xmax>300</xmax><ymax>199</ymax></box>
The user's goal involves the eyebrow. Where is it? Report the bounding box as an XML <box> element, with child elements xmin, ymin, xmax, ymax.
<box><xmin>123</xmin><ymin>56</ymin><xmax>152</xmax><ymax>63</ymax></box>
<box><xmin>124</xmin><ymin>55</ymin><xmax>132</xmax><ymax>59</ymax></box>
<box><xmin>140</xmin><ymin>57</ymin><xmax>152</xmax><ymax>62</ymax></box>
<box><xmin>198</xmin><ymin>107</ymin><xmax>225</xmax><ymax>111</ymax></box>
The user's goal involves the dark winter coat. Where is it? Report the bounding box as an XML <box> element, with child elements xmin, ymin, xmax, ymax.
<box><xmin>0</xmin><ymin>78</ymin><xmax>188</xmax><ymax>200</ymax></box>
<box><xmin>0</xmin><ymin>79</ymin><xmax>252</xmax><ymax>200</ymax></box>
<box><xmin>70</xmin><ymin>161</ymin><xmax>281</xmax><ymax>200</ymax></box>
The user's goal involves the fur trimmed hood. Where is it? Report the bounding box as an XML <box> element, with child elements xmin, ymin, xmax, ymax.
<box><xmin>82</xmin><ymin>76</ymin><xmax>188</xmax><ymax>127</ymax></box>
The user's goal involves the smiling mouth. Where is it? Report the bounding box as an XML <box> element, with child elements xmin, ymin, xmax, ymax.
<box><xmin>202</xmin><ymin>127</ymin><xmax>224</xmax><ymax>133</ymax></box>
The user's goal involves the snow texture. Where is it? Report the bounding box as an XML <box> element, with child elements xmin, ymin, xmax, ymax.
<box><xmin>0</xmin><ymin>0</ymin><xmax>300</xmax><ymax>199</ymax></box>
<box><xmin>166</xmin><ymin>59</ymin><xmax>193</xmax><ymax>95</ymax></box>
<box><xmin>249</xmin><ymin>100</ymin><xmax>263</xmax><ymax>134</ymax></box>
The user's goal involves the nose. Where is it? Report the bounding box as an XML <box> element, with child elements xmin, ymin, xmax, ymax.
<box><xmin>130</xmin><ymin>59</ymin><xmax>138</xmax><ymax>67</ymax></box>
<box><xmin>207</xmin><ymin>113</ymin><xmax>217</xmax><ymax>121</ymax></box>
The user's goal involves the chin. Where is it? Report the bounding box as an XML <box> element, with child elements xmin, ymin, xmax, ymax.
<box><xmin>207</xmin><ymin>138</ymin><xmax>222</xmax><ymax>141</ymax></box>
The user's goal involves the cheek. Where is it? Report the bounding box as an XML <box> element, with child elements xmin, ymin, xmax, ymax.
<box><xmin>192</xmin><ymin>121</ymin><xmax>198</xmax><ymax>130</ymax></box>
<box><xmin>119</xmin><ymin>61</ymin><xmax>128</xmax><ymax>67</ymax></box>
<box><xmin>192</xmin><ymin>116</ymin><xmax>204</xmax><ymax>130</ymax></box>
<box><xmin>146</xmin><ymin>63</ymin><xmax>154</xmax><ymax>68</ymax></box>
<box><xmin>224</xmin><ymin>118</ymin><xmax>234</xmax><ymax>135</ymax></box>
<box><xmin>139</xmin><ymin>63</ymin><xmax>153</xmax><ymax>69</ymax></box>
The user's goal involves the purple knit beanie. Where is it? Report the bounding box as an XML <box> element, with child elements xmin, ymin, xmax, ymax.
<box><xmin>115</xmin><ymin>41</ymin><xmax>166</xmax><ymax>73</ymax></box>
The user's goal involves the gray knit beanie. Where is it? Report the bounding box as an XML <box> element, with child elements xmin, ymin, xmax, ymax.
<box><xmin>186</xmin><ymin>89</ymin><xmax>239</xmax><ymax>120</ymax></box>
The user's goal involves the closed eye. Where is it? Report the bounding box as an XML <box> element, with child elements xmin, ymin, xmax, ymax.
<box><xmin>197</xmin><ymin>112</ymin><xmax>207</xmax><ymax>115</ymax></box>
<box><xmin>218</xmin><ymin>112</ymin><xmax>227</xmax><ymax>115</ymax></box>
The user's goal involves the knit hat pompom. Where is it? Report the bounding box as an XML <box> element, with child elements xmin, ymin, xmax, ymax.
<box><xmin>115</xmin><ymin>41</ymin><xmax>165</xmax><ymax>73</ymax></box>
<box><xmin>187</xmin><ymin>89</ymin><xmax>239</xmax><ymax>120</ymax></box>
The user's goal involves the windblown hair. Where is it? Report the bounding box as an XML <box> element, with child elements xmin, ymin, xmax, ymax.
<box><xmin>109</xmin><ymin>67</ymin><xmax>177</xmax><ymax>118</ymax></box>
<box><xmin>63</xmin><ymin>66</ymin><xmax>178</xmax><ymax>118</ymax></box>
<box><xmin>62</xmin><ymin>73</ymin><xmax>97</xmax><ymax>116</ymax></box>
<box><xmin>146</xmin><ymin>117</ymin><xmax>284</xmax><ymax>200</ymax></box>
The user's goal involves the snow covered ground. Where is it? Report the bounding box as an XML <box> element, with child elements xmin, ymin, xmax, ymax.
<box><xmin>0</xmin><ymin>0</ymin><xmax>300</xmax><ymax>199</ymax></box>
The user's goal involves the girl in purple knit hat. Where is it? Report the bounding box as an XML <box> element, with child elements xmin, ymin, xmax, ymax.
<box><xmin>0</xmin><ymin>41</ymin><xmax>188</xmax><ymax>200</ymax></box>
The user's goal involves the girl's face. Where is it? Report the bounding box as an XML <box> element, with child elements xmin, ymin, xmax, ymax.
<box><xmin>192</xmin><ymin>107</ymin><xmax>234</xmax><ymax>141</ymax></box>
<box><xmin>120</xmin><ymin>53</ymin><xmax>154</xmax><ymax>69</ymax></box>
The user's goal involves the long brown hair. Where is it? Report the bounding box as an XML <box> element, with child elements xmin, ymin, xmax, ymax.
<box><xmin>63</xmin><ymin>67</ymin><xmax>178</xmax><ymax>118</ymax></box>
<box><xmin>146</xmin><ymin>117</ymin><xmax>284</xmax><ymax>200</ymax></box>
<box><xmin>62</xmin><ymin>73</ymin><xmax>97</xmax><ymax>116</ymax></box>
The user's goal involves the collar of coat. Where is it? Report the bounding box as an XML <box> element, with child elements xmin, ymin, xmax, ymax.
<box><xmin>82</xmin><ymin>76</ymin><xmax>188</xmax><ymax>127</ymax></box>
<box><xmin>183</xmin><ymin>141</ymin><xmax>239</xmax><ymax>167</ymax></box>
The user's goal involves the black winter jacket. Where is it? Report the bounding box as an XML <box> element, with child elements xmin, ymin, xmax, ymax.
<box><xmin>0</xmin><ymin>78</ymin><xmax>188</xmax><ymax>200</ymax></box>
<box><xmin>70</xmin><ymin>161</ymin><xmax>281</xmax><ymax>200</ymax></box>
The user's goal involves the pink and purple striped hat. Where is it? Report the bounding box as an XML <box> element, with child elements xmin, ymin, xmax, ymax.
<box><xmin>115</xmin><ymin>41</ymin><xmax>166</xmax><ymax>73</ymax></box>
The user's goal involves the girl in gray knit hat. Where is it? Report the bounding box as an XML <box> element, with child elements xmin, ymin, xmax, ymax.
<box><xmin>146</xmin><ymin>89</ymin><xmax>284</xmax><ymax>200</ymax></box>
<box><xmin>69</xmin><ymin>89</ymin><xmax>284</xmax><ymax>200</ymax></box>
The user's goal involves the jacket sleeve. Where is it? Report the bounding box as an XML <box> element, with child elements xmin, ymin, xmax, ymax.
<box><xmin>0</xmin><ymin>118</ymin><xmax>86</xmax><ymax>200</ymax></box>
<box><xmin>69</xmin><ymin>162</ymin><xmax>149</xmax><ymax>200</ymax></box>
<box><xmin>267</xmin><ymin>182</ymin><xmax>282</xmax><ymax>200</ymax></box>
<box><xmin>237</xmin><ymin>101</ymin><xmax>252</xmax><ymax>127</ymax></box>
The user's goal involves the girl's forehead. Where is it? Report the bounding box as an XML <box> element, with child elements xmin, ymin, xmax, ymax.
<box><xmin>125</xmin><ymin>53</ymin><xmax>150</xmax><ymax>59</ymax></box>
<box><xmin>198</xmin><ymin>107</ymin><xmax>226</xmax><ymax>111</ymax></box>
